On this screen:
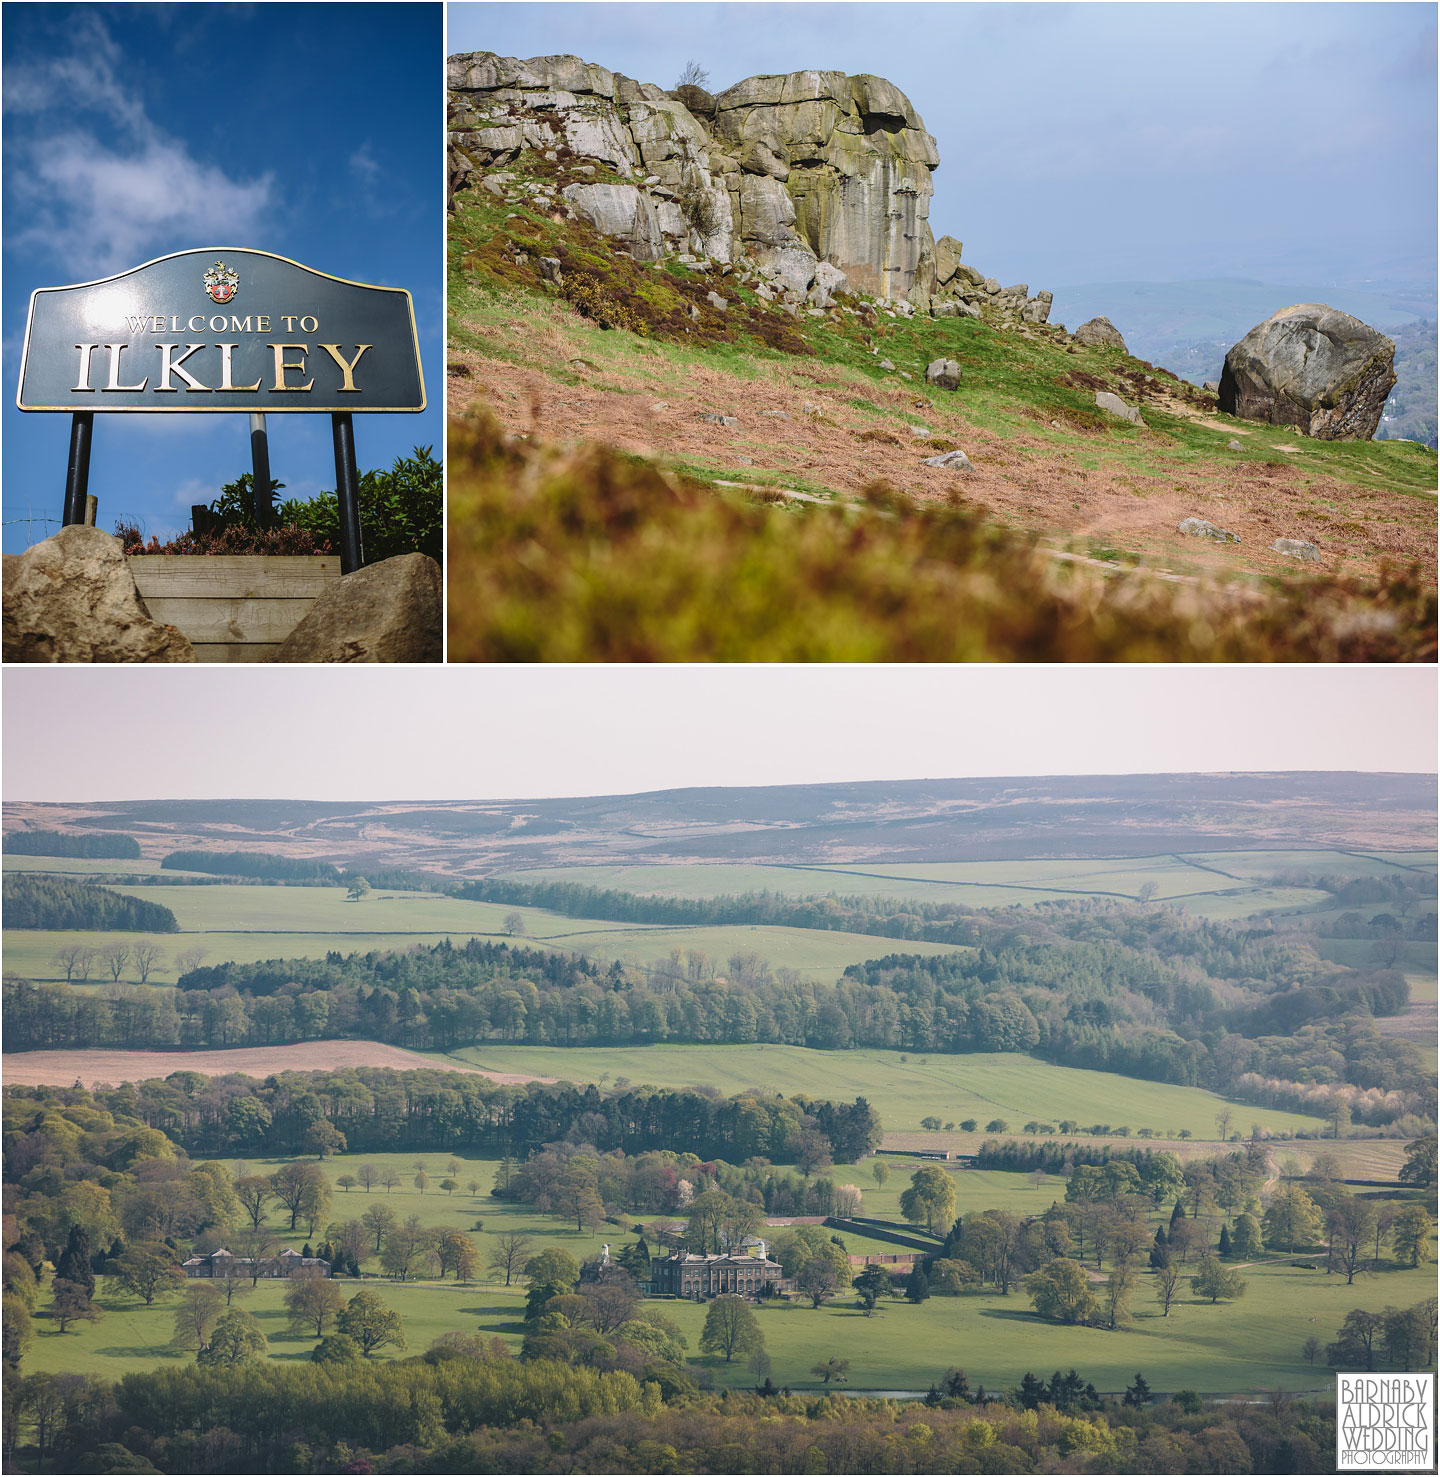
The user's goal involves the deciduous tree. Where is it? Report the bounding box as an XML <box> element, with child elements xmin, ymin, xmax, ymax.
<box><xmin>698</xmin><ymin>1294</ymin><xmax>761</xmax><ymax>1362</ymax></box>
<box><xmin>337</xmin><ymin>1290</ymin><xmax>406</xmax><ymax>1358</ymax></box>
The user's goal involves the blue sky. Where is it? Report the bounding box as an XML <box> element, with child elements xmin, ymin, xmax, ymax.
<box><xmin>2</xmin><ymin>3</ymin><xmax>442</xmax><ymax>553</ymax></box>
<box><xmin>452</xmin><ymin>3</ymin><xmax>1437</xmax><ymax>308</ymax></box>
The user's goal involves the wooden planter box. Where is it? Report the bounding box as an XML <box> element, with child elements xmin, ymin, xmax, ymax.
<box><xmin>128</xmin><ymin>555</ymin><xmax>341</xmax><ymax>662</ymax></box>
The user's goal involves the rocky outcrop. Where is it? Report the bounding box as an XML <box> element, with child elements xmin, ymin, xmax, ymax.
<box><xmin>271</xmin><ymin>554</ymin><xmax>442</xmax><ymax>663</ymax></box>
<box><xmin>926</xmin><ymin>234</ymin><xmax>1052</xmax><ymax>325</ymax></box>
<box><xmin>449</xmin><ymin>51</ymin><xmax>1070</xmax><ymax>329</ymax></box>
<box><xmin>1218</xmin><ymin>304</ymin><xmax>1396</xmax><ymax>440</ymax></box>
<box><xmin>3</xmin><ymin>526</ymin><xmax>195</xmax><ymax>663</ymax></box>
<box><xmin>451</xmin><ymin>52</ymin><xmax>984</xmax><ymax>310</ymax></box>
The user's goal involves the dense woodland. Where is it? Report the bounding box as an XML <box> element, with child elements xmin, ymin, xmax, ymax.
<box><xmin>4</xmin><ymin>894</ymin><xmax>1432</xmax><ymax>1130</ymax></box>
<box><xmin>0</xmin><ymin>1364</ymin><xmax>1353</xmax><ymax>1474</ymax></box>
<box><xmin>2</xmin><ymin>832</ymin><xmax>141</xmax><ymax>859</ymax></box>
<box><xmin>1</xmin><ymin>877</ymin><xmax>177</xmax><ymax>934</ymax></box>
<box><xmin>2</xmin><ymin>1071</ymin><xmax>879</xmax><ymax>1165</ymax></box>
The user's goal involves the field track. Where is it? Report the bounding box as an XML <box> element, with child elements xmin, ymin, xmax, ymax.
<box><xmin>1</xmin><ymin>1041</ymin><xmax>555</xmax><ymax>1089</ymax></box>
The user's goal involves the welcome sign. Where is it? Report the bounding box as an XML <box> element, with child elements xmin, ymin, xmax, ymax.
<box><xmin>15</xmin><ymin>247</ymin><xmax>426</xmax><ymax>570</ymax></box>
<box><xmin>17</xmin><ymin>247</ymin><xmax>425</xmax><ymax>413</ymax></box>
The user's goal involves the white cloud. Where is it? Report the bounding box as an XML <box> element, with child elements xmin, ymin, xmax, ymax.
<box><xmin>349</xmin><ymin>144</ymin><xmax>382</xmax><ymax>187</ymax></box>
<box><xmin>4</xmin><ymin>16</ymin><xmax>275</xmax><ymax>277</ymax></box>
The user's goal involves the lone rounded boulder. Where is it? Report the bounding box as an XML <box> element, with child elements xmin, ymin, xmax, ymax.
<box><xmin>1218</xmin><ymin>303</ymin><xmax>1395</xmax><ymax>440</ymax></box>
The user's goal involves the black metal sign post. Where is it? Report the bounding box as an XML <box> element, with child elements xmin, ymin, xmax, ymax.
<box><xmin>17</xmin><ymin>247</ymin><xmax>425</xmax><ymax>575</ymax></box>
<box><xmin>63</xmin><ymin>411</ymin><xmax>94</xmax><ymax>528</ymax></box>
<box><xmin>331</xmin><ymin>413</ymin><xmax>364</xmax><ymax>572</ymax></box>
<box><xmin>249</xmin><ymin>412</ymin><xmax>274</xmax><ymax>530</ymax></box>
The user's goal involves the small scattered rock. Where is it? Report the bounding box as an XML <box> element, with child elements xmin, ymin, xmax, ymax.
<box><xmin>898</xmin><ymin>371</ymin><xmax>913</xmax><ymax>380</ymax></box>
<box><xmin>1095</xmin><ymin>391</ymin><xmax>1144</xmax><ymax>426</ymax></box>
<box><xmin>1178</xmin><ymin>517</ymin><xmax>1240</xmax><ymax>544</ymax></box>
<box><xmin>649</xmin><ymin>401</ymin><xmax>669</xmax><ymax>412</ymax></box>
<box><xmin>706</xmin><ymin>291</ymin><xmax>727</xmax><ymax>312</ymax></box>
<box><xmin>925</xmin><ymin>357</ymin><xmax>962</xmax><ymax>390</ymax></box>
<box><xmin>907</xmin><ymin>426</ymin><xmax>931</xmax><ymax>438</ymax></box>
<box><xmin>760</xmin><ymin>410</ymin><xmax>791</xmax><ymax>420</ymax></box>
<box><xmin>1271</xmin><ymin>538</ymin><xmax>1322</xmax><ymax>562</ymax></box>
<box><xmin>924</xmin><ymin>450</ymin><xmax>975</xmax><ymax>472</ymax></box>
<box><xmin>1227</xmin><ymin>439</ymin><xmax>1243</xmax><ymax>451</ymax></box>
<box><xmin>803</xmin><ymin>402</ymin><xmax>823</xmax><ymax>417</ymax></box>
<box><xmin>700</xmin><ymin>413</ymin><xmax>739</xmax><ymax>426</ymax></box>
<box><xmin>879</xmin><ymin>359</ymin><xmax>895</xmax><ymax>371</ymax></box>
<box><xmin>538</xmin><ymin>257</ymin><xmax>562</xmax><ymax>282</ymax></box>
<box><xmin>447</xmin><ymin>362</ymin><xmax>472</xmax><ymax>378</ymax></box>
<box><xmin>1203</xmin><ymin>380</ymin><xmax>1220</xmax><ymax>393</ymax></box>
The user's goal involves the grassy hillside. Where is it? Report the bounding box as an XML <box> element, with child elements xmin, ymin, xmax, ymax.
<box><xmin>446</xmin><ymin>178</ymin><xmax>1436</xmax><ymax>660</ymax></box>
<box><xmin>448</xmin><ymin>1043</ymin><xmax>1326</xmax><ymax>1139</ymax></box>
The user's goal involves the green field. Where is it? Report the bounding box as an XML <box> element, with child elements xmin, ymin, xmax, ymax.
<box><xmin>23</xmin><ymin>1248</ymin><xmax>1433</xmax><ymax>1396</ymax></box>
<box><xmin>446</xmin><ymin>1043</ymin><xmax>1326</xmax><ymax>1138</ymax></box>
<box><xmin>502</xmin><ymin>849</ymin><xmax>1436</xmax><ymax>924</ymax></box>
<box><xmin>3</xmin><ymin>881</ymin><xmax>967</xmax><ymax>985</ymax></box>
<box><xmin>2</xmin><ymin>856</ymin><xmax>208</xmax><ymax>877</ymax></box>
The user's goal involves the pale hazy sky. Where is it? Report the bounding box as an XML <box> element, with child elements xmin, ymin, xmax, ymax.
<box><xmin>2</xmin><ymin>666</ymin><xmax>1434</xmax><ymax>802</ymax></box>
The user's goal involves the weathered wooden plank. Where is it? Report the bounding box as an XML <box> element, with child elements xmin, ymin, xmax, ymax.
<box><xmin>129</xmin><ymin>555</ymin><xmax>340</xmax><ymax>599</ymax></box>
<box><xmin>142</xmin><ymin>597</ymin><xmax>314</xmax><ymax>645</ymax></box>
<box><xmin>190</xmin><ymin>643</ymin><xmax>281</xmax><ymax>663</ymax></box>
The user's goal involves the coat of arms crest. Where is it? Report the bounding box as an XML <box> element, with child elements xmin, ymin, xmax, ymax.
<box><xmin>203</xmin><ymin>261</ymin><xmax>239</xmax><ymax>305</ymax></box>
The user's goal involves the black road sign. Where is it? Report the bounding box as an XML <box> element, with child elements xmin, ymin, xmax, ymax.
<box><xmin>17</xmin><ymin>248</ymin><xmax>425</xmax><ymax>413</ymax></box>
<box><xmin>15</xmin><ymin>248</ymin><xmax>427</xmax><ymax>572</ymax></box>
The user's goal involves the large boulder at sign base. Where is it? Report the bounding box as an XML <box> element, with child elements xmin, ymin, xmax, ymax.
<box><xmin>1218</xmin><ymin>303</ymin><xmax>1396</xmax><ymax>440</ymax></box>
<box><xmin>271</xmin><ymin>553</ymin><xmax>442</xmax><ymax>663</ymax></box>
<box><xmin>2</xmin><ymin>525</ymin><xmax>195</xmax><ymax>663</ymax></box>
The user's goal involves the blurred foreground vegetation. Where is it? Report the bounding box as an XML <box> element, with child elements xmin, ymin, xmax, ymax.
<box><xmin>447</xmin><ymin>414</ymin><xmax>1435</xmax><ymax>662</ymax></box>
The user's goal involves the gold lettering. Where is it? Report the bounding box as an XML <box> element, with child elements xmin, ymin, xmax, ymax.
<box><xmin>281</xmin><ymin>315</ymin><xmax>298</xmax><ymax>331</ymax></box>
<box><xmin>73</xmin><ymin>344</ymin><xmax>98</xmax><ymax>392</ymax></box>
<box><xmin>257</xmin><ymin>316</ymin><xmax>271</xmax><ymax>332</ymax></box>
<box><xmin>155</xmin><ymin>343</ymin><xmax>211</xmax><ymax>393</ymax></box>
<box><xmin>270</xmin><ymin>344</ymin><xmax>313</xmax><ymax>392</ymax></box>
<box><xmin>318</xmin><ymin>343</ymin><xmax>371</xmax><ymax>393</ymax></box>
<box><xmin>229</xmin><ymin>317</ymin><xmax>253</xmax><ymax>333</ymax></box>
<box><xmin>102</xmin><ymin>344</ymin><xmax>148</xmax><ymax>392</ymax></box>
<box><xmin>216</xmin><ymin>345</ymin><xmax>262</xmax><ymax>392</ymax></box>
<box><xmin>300</xmin><ymin>315</ymin><xmax>318</xmax><ymax>333</ymax></box>
<box><xmin>152</xmin><ymin>316</ymin><xmax>166</xmax><ymax>332</ymax></box>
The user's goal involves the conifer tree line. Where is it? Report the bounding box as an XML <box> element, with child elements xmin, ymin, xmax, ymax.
<box><xmin>3</xmin><ymin>830</ymin><xmax>141</xmax><ymax>858</ymax></box>
<box><xmin>2</xmin><ymin>875</ymin><xmax>179</xmax><ymax>933</ymax></box>
<box><xmin>161</xmin><ymin>850</ymin><xmax>342</xmax><ymax>882</ymax></box>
